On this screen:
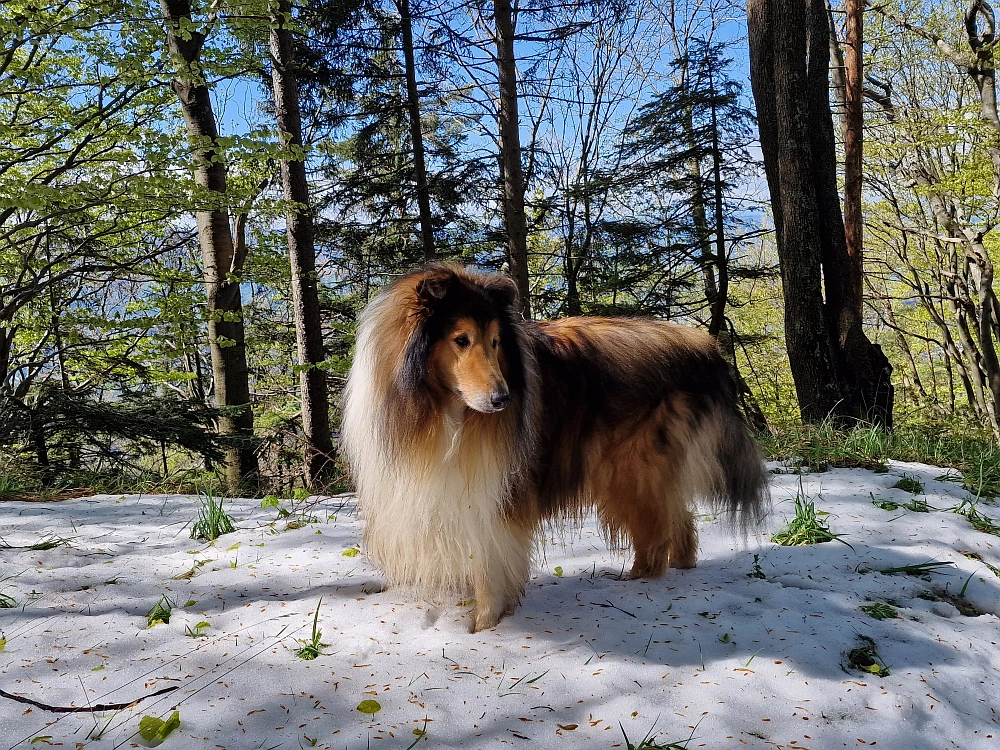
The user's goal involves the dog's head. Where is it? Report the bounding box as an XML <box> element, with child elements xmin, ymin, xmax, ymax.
<box><xmin>399</xmin><ymin>265</ymin><xmax>521</xmax><ymax>413</ymax></box>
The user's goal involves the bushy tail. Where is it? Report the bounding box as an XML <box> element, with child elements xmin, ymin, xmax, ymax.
<box><xmin>711</xmin><ymin>406</ymin><xmax>770</xmax><ymax>531</ymax></box>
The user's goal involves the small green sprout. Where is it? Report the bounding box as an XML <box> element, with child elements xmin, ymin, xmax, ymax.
<box><xmin>146</xmin><ymin>596</ymin><xmax>173</xmax><ymax>628</ymax></box>
<box><xmin>295</xmin><ymin>598</ymin><xmax>328</xmax><ymax>660</ymax></box>
<box><xmin>845</xmin><ymin>635</ymin><xmax>891</xmax><ymax>677</ymax></box>
<box><xmin>185</xmin><ymin>621</ymin><xmax>211</xmax><ymax>638</ymax></box>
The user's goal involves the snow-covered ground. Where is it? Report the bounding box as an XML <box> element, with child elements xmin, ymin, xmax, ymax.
<box><xmin>1</xmin><ymin>462</ymin><xmax>999</xmax><ymax>749</ymax></box>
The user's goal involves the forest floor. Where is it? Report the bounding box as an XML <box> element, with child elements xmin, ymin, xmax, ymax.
<box><xmin>1</xmin><ymin>462</ymin><xmax>999</xmax><ymax>749</ymax></box>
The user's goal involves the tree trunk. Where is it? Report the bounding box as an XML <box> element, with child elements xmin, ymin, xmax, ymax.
<box><xmin>843</xmin><ymin>0</ymin><xmax>864</xmax><ymax>315</ymax></box>
<box><xmin>493</xmin><ymin>0</ymin><xmax>531</xmax><ymax>318</ymax></box>
<box><xmin>397</xmin><ymin>0</ymin><xmax>436</xmax><ymax>261</ymax></box>
<box><xmin>31</xmin><ymin>415</ymin><xmax>51</xmax><ymax>487</ymax></box>
<box><xmin>161</xmin><ymin>0</ymin><xmax>258</xmax><ymax>492</ymax></box>
<box><xmin>747</xmin><ymin>0</ymin><xmax>893</xmax><ymax>426</ymax></box>
<box><xmin>748</xmin><ymin>0</ymin><xmax>842</xmax><ymax>421</ymax></box>
<box><xmin>270</xmin><ymin>0</ymin><xmax>337</xmax><ymax>488</ymax></box>
<box><xmin>707</xmin><ymin>72</ymin><xmax>729</xmax><ymax>340</ymax></box>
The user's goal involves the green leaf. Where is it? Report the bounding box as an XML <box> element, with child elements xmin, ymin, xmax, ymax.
<box><xmin>261</xmin><ymin>495</ymin><xmax>280</xmax><ymax>509</ymax></box>
<box><xmin>342</xmin><ymin>548</ymin><xmax>359</xmax><ymax>557</ymax></box>
<box><xmin>554</xmin><ymin>566</ymin><xmax>563</xmax><ymax>577</ymax></box>
<box><xmin>357</xmin><ymin>699</ymin><xmax>381</xmax><ymax>714</ymax></box>
<box><xmin>138</xmin><ymin>710</ymin><xmax>181</xmax><ymax>742</ymax></box>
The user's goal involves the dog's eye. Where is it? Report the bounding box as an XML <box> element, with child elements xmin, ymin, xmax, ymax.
<box><xmin>454</xmin><ymin>334</ymin><xmax>470</xmax><ymax>348</ymax></box>
<box><xmin>492</xmin><ymin>338</ymin><xmax>499</xmax><ymax>349</ymax></box>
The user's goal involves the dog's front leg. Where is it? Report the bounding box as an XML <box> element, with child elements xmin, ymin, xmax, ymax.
<box><xmin>468</xmin><ymin>522</ymin><xmax>532</xmax><ymax>633</ymax></box>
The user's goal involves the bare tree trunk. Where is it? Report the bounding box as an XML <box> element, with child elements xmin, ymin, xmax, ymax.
<box><xmin>707</xmin><ymin>71</ymin><xmax>729</xmax><ymax>340</ymax></box>
<box><xmin>161</xmin><ymin>0</ymin><xmax>258</xmax><ymax>492</ymax></box>
<box><xmin>748</xmin><ymin>0</ymin><xmax>843</xmax><ymax>422</ymax></box>
<box><xmin>965</xmin><ymin>0</ymin><xmax>1000</xmax><ymax>427</ymax></box>
<box><xmin>843</xmin><ymin>0</ymin><xmax>864</xmax><ymax>324</ymax></box>
<box><xmin>398</xmin><ymin>0</ymin><xmax>436</xmax><ymax>260</ymax></box>
<box><xmin>493</xmin><ymin>0</ymin><xmax>531</xmax><ymax>318</ymax></box>
<box><xmin>747</xmin><ymin>0</ymin><xmax>893</xmax><ymax>425</ymax></box>
<box><xmin>269</xmin><ymin>0</ymin><xmax>336</xmax><ymax>487</ymax></box>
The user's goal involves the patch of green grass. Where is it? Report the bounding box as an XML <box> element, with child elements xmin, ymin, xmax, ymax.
<box><xmin>0</xmin><ymin>473</ymin><xmax>31</xmax><ymax>500</ymax></box>
<box><xmin>763</xmin><ymin>419</ymin><xmax>1000</xmax><ymax>497</ymax></box>
<box><xmin>262</xmin><ymin>488</ymin><xmax>321</xmax><ymax>531</ymax></box>
<box><xmin>845</xmin><ymin>635</ymin><xmax>891</xmax><ymax>677</ymax></box>
<box><xmin>903</xmin><ymin>497</ymin><xmax>932</xmax><ymax>512</ymax></box>
<box><xmin>189</xmin><ymin>491</ymin><xmax>236</xmax><ymax>541</ymax></box>
<box><xmin>892</xmin><ymin>475</ymin><xmax>924</xmax><ymax>494</ymax></box>
<box><xmin>917</xmin><ymin>589</ymin><xmax>983</xmax><ymax>617</ymax></box>
<box><xmin>0</xmin><ymin>570</ymin><xmax>23</xmax><ymax>608</ymax></box>
<box><xmin>619</xmin><ymin>719</ymin><xmax>698</xmax><ymax>750</ymax></box>
<box><xmin>870</xmin><ymin>494</ymin><xmax>900</xmax><ymax>511</ymax></box>
<box><xmin>877</xmin><ymin>560</ymin><xmax>956</xmax><ymax>576</ymax></box>
<box><xmin>761</xmin><ymin>420</ymin><xmax>886</xmax><ymax>472</ymax></box>
<box><xmin>962</xmin><ymin>551</ymin><xmax>1000</xmax><ymax>578</ymax></box>
<box><xmin>859</xmin><ymin>602</ymin><xmax>899</xmax><ymax>620</ymax></box>
<box><xmin>964</xmin><ymin>447</ymin><xmax>1000</xmax><ymax>499</ymax></box>
<box><xmin>27</xmin><ymin>536</ymin><xmax>72</xmax><ymax>551</ymax></box>
<box><xmin>772</xmin><ymin>485</ymin><xmax>848</xmax><ymax>547</ymax></box>
<box><xmin>295</xmin><ymin>598</ymin><xmax>328</xmax><ymax>660</ymax></box>
<box><xmin>146</xmin><ymin>596</ymin><xmax>173</xmax><ymax>628</ymax></box>
<box><xmin>173</xmin><ymin>558</ymin><xmax>210</xmax><ymax>580</ymax></box>
<box><xmin>954</xmin><ymin>499</ymin><xmax>1000</xmax><ymax>536</ymax></box>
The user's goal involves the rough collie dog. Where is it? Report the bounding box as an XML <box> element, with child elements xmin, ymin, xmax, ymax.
<box><xmin>342</xmin><ymin>263</ymin><xmax>768</xmax><ymax>632</ymax></box>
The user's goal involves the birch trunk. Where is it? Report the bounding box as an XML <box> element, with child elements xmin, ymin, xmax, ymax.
<box><xmin>161</xmin><ymin>0</ymin><xmax>258</xmax><ymax>492</ymax></box>
<box><xmin>270</xmin><ymin>0</ymin><xmax>337</xmax><ymax>486</ymax></box>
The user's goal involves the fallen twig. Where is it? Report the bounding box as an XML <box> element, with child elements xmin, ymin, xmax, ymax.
<box><xmin>0</xmin><ymin>685</ymin><xmax>179</xmax><ymax>713</ymax></box>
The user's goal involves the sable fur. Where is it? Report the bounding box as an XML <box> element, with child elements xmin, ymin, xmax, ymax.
<box><xmin>342</xmin><ymin>263</ymin><xmax>769</xmax><ymax>632</ymax></box>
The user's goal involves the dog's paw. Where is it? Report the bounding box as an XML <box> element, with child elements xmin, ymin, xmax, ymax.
<box><xmin>468</xmin><ymin>604</ymin><xmax>502</xmax><ymax>633</ymax></box>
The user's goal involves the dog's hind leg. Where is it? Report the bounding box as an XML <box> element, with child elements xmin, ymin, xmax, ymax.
<box><xmin>468</xmin><ymin>520</ymin><xmax>533</xmax><ymax>632</ymax></box>
<box><xmin>595</xmin><ymin>421</ymin><xmax>699</xmax><ymax>578</ymax></box>
<box><xmin>621</xmin><ymin>487</ymin><xmax>697</xmax><ymax>577</ymax></box>
<box><xmin>663</xmin><ymin>502</ymin><xmax>698</xmax><ymax>569</ymax></box>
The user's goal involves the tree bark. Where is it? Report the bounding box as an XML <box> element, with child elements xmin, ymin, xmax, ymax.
<box><xmin>493</xmin><ymin>0</ymin><xmax>531</xmax><ymax>318</ymax></box>
<box><xmin>747</xmin><ymin>0</ymin><xmax>893</xmax><ymax>426</ymax></box>
<box><xmin>398</xmin><ymin>0</ymin><xmax>436</xmax><ymax>261</ymax></box>
<box><xmin>269</xmin><ymin>0</ymin><xmax>337</xmax><ymax>488</ymax></box>
<box><xmin>843</xmin><ymin>0</ymin><xmax>864</xmax><ymax>320</ymax></box>
<box><xmin>707</xmin><ymin>71</ymin><xmax>729</xmax><ymax>340</ymax></box>
<box><xmin>161</xmin><ymin>0</ymin><xmax>258</xmax><ymax>492</ymax></box>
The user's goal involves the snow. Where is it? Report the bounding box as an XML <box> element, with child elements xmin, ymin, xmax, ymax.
<box><xmin>1</xmin><ymin>462</ymin><xmax>999</xmax><ymax>749</ymax></box>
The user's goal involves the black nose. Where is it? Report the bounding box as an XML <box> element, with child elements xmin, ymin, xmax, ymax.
<box><xmin>491</xmin><ymin>391</ymin><xmax>511</xmax><ymax>409</ymax></box>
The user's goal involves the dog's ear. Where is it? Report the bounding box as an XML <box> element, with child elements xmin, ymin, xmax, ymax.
<box><xmin>485</xmin><ymin>275</ymin><xmax>519</xmax><ymax>310</ymax></box>
<box><xmin>415</xmin><ymin>270</ymin><xmax>453</xmax><ymax>310</ymax></box>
